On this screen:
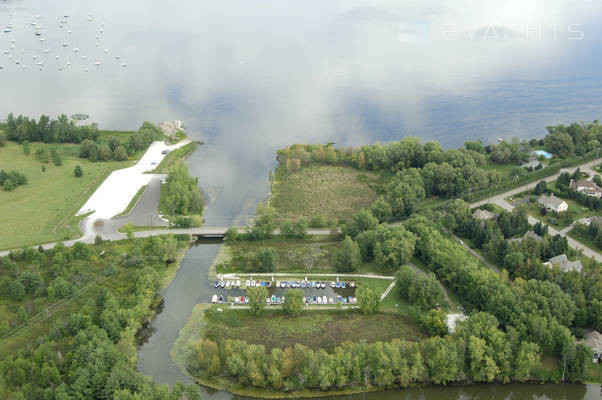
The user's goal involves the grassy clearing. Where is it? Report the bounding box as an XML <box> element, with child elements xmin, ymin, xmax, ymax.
<box><xmin>217</xmin><ymin>237</ymin><xmax>383</xmax><ymax>275</ymax></box>
<box><xmin>113</xmin><ymin>185</ymin><xmax>147</xmax><ymax>217</ymax></box>
<box><xmin>270</xmin><ymin>165</ymin><xmax>380</xmax><ymax>224</ymax></box>
<box><xmin>508</xmin><ymin>187</ymin><xmax>602</xmax><ymax>229</ymax></box>
<box><xmin>202</xmin><ymin>307</ymin><xmax>425</xmax><ymax>352</ymax></box>
<box><xmin>0</xmin><ymin>141</ymin><xmax>135</xmax><ymax>250</ymax></box>
<box><xmin>567</xmin><ymin>225</ymin><xmax>601</xmax><ymax>251</ymax></box>
<box><xmin>150</xmin><ymin>141</ymin><xmax>200</xmax><ymax>174</ymax></box>
<box><xmin>482</xmin><ymin>161</ymin><xmax>524</xmax><ymax>178</ymax></box>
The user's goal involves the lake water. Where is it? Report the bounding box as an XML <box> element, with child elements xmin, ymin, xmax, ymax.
<box><xmin>2</xmin><ymin>0</ymin><xmax>602</xmax><ymax>398</ymax></box>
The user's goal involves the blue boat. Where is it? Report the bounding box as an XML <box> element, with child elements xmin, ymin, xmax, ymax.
<box><xmin>348</xmin><ymin>296</ymin><xmax>353</xmax><ymax>303</ymax></box>
<box><xmin>220</xmin><ymin>281</ymin><xmax>225</xmax><ymax>288</ymax></box>
<box><xmin>292</xmin><ymin>281</ymin><xmax>297</xmax><ymax>287</ymax></box>
<box><xmin>301</xmin><ymin>281</ymin><xmax>306</xmax><ymax>288</ymax></box>
<box><xmin>335</xmin><ymin>281</ymin><xmax>340</xmax><ymax>288</ymax></box>
<box><xmin>312</xmin><ymin>296</ymin><xmax>317</xmax><ymax>302</ymax></box>
<box><xmin>286</xmin><ymin>281</ymin><xmax>291</xmax><ymax>288</ymax></box>
<box><xmin>261</xmin><ymin>281</ymin><xmax>266</xmax><ymax>286</ymax></box>
<box><xmin>337</xmin><ymin>295</ymin><xmax>342</xmax><ymax>302</ymax></box>
<box><xmin>266</xmin><ymin>281</ymin><xmax>272</xmax><ymax>288</ymax></box>
<box><xmin>311</xmin><ymin>281</ymin><xmax>316</xmax><ymax>288</ymax></box>
<box><xmin>213</xmin><ymin>280</ymin><xmax>219</xmax><ymax>288</ymax></box>
<box><xmin>341</xmin><ymin>282</ymin><xmax>346</xmax><ymax>288</ymax></box>
<box><xmin>307</xmin><ymin>297</ymin><xmax>311</xmax><ymax>303</ymax></box>
<box><xmin>276</xmin><ymin>297</ymin><xmax>281</xmax><ymax>303</ymax></box>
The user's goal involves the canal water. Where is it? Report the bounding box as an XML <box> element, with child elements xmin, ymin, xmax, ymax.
<box><xmin>3</xmin><ymin>1</ymin><xmax>602</xmax><ymax>398</ymax></box>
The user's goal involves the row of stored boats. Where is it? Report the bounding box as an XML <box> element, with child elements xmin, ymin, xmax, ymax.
<box><xmin>212</xmin><ymin>279</ymin><xmax>355</xmax><ymax>289</ymax></box>
<box><xmin>211</xmin><ymin>294</ymin><xmax>358</xmax><ymax>305</ymax></box>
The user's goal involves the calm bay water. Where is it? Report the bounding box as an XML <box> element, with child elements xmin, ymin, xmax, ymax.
<box><xmin>2</xmin><ymin>1</ymin><xmax>602</xmax><ymax>398</ymax></box>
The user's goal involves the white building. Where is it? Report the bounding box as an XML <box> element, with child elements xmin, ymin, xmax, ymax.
<box><xmin>570</xmin><ymin>179</ymin><xmax>602</xmax><ymax>198</ymax></box>
<box><xmin>537</xmin><ymin>194</ymin><xmax>568</xmax><ymax>213</ymax></box>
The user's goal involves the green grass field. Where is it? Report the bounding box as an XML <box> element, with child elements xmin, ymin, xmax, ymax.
<box><xmin>0</xmin><ymin>141</ymin><xmax>135</xmax><ymax>250</ymax></box>
<box><xmin>202</xmin><ymin>307</ymin><xmax>425</xmax><ymax>352</ymax></box>
<box><xmin>567</xmin><ymin>225</ymin><xmax>601</xmax><ymax>251</ymax></box>
<box><xmin>216</xmin><ymin>237</ymin><xmax>384</xmax><ymax>275</ymax></box>
<box><xmin>270</xmin><ymin>165</ymin><xmax>380</xmax><ymax>224</ymax></box>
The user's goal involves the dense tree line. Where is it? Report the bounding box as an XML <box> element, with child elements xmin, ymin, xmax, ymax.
<box><xmin>0</xmin><ymin>169</ymin><xmax>27</xmax><ymax>191</ymax></box>
<box><xmin>79</xmin><ymin>122</ymin><xmax>163</xmax><ymax>162</ymax></box>
<box><xmin>187</xmin><ymin>310</ymin><xmax>590</xmax><ymax>392</ymax></box>
<box><xmin>407</xmin><ymin>213</ymin><xmax>602</xmax><ymax>354</ymax></box>
<box><xmin>4</xmin><ymin>114</ymin><xmax>164</xmax><ymax>163</ymax></box>
<box><xmin>159</xmin><ymin>162</ymin><xmax>204</xmax><ymax>223</ymax></box>
<box><xmin>396</xmin><ymin>265</ymin><xmax>443</xmax><ymax>309</ymax></box>
<box><xmin>5</xmin><ymin>113</ymin><xmax>99</xmax><ymax>144</ymax></box>
<box><xmin>0</xmin><ymin>235</ymin><xmax>202</xmax><ymax>399</ymax></box>
<box><xmin>450</xmin><ymin>203</ymin><xmax>601</xmax><ymax>331</ymax></box>
<box><xmin>544</xmin><ymin>120</ymin><xmax>602</xmax><ymax>157</ymax></box>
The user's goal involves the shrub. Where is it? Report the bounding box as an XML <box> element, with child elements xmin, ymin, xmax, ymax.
<box><xmin>333</xmin><ymin>236</ymin><xmax>361</xmax><ymax>272</ymax></box>
<box><xmin>283</xmin><ymin>289</ymin><xmax>304</xmax><ymax>316</ymax></box>
<box><xmin>74</xmin><ymin>165</ymin><xmax>83</xmax><ymax>177</ymax></box>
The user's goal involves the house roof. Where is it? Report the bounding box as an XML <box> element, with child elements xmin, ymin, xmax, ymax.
<box><xmin>473</xmin><ymin>209</ymin><xmax>495</xmax><ymax>220</ymax></box>
<box><xmin>591</xmin><ymin>216</ymin><xmax>602</xmax><ymax>227</ymax></box>
<box><xmin>585</xmin><ymin>330</ymin><xmax>602</xmax><ymax>353</ymax></box>
<box><xmin>571</xmin><ymin>179</ymin><xmax>602</xmax><ymax>194</ymax></box>
<box><xmin>538</xmin><ymin>194</ymin><xmax>567</xmax><ymax>209</ymax></box>
<box><xmin>545</xmin><ymin>254</ymin><xmax>583</xmax><ymax>273</ymax></box>
<box><xmin>507</xmin><ymin>231</ymin><xmax>544</xmax><ymax>244</ymax></box>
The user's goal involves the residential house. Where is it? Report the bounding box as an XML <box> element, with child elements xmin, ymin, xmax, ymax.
<box><xmin>537</xmin><ymin>194</ymin><xmax>568</xmax><ymax>213</ymax></box>
<box><xmin>570</xmin><ymin>179</ymin><xmax>602</xmax><ymax>198</ymax></box>
<box><xmin>507</xmin><ymin>231</ymin><xmax>544</xmax><ymax>244</ymax></box>
<box><xmin>544</xmin><ymin>254</ymin><xmax>583</xmax><ymax>273</ymax></box>
<box><xmin>473</xmin><ymin>209</ymin><xmax>496</xmax><ymax>221</ymax></box>
<box><xmin>590</xmin><ymin>216</ymin><xmax>602</xmax><ymax>227</ymax></box>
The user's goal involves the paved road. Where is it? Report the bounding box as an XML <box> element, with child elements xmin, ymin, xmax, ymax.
<box><xmin>470</xmin><ymin>158</ymin><xmax>602</xmax><ymax>209</ymax></box>
<box><xmin>0</xmin><ymin>228</ymin><xmax>334</xmax><ymax>257</ymax></box>
<box><xmin>469</xmin><ymin>158</ymin><xmax>602</xmax><ymax>262</ymax></box>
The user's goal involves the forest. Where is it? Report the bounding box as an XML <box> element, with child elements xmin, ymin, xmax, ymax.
<box><xmin>0</xmin><ymin>235</ymin><xmax>202</xmax><ymax>399</ymax></box>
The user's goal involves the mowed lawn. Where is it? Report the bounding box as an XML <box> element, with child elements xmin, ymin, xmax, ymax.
<box><xmin>271</xmin><ymin>165</ymin><xmax>380</xmax><ymax>223</ymax></box>
<box><xmin>203</xmin><ymin>308</ymin><xmax>425</xmax><ymax>352</ymax></box>
<box><xmin>0</xmin><ymin>141</ymin><xmax>133</xmax><ymax>250</ymax></box>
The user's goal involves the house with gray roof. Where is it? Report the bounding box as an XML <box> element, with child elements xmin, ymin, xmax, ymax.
<box><xmin>537</xmin><ymin>194</ymin><xmax>568</xmax><ymax>213</ymax></box>
<box><xmin>544</xmin><ymin>254</ymin><xmax>583</xmax><ymax>273</ymax></box>
<box><xmin>508</xmin><ymin>231</ymin><xmax>544</xmax><ymax>244</ymax></box>
<box><xmin>473</xmin><ymin>209</ymin><xmax>496</xmax><ymax>221</ymax></box>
